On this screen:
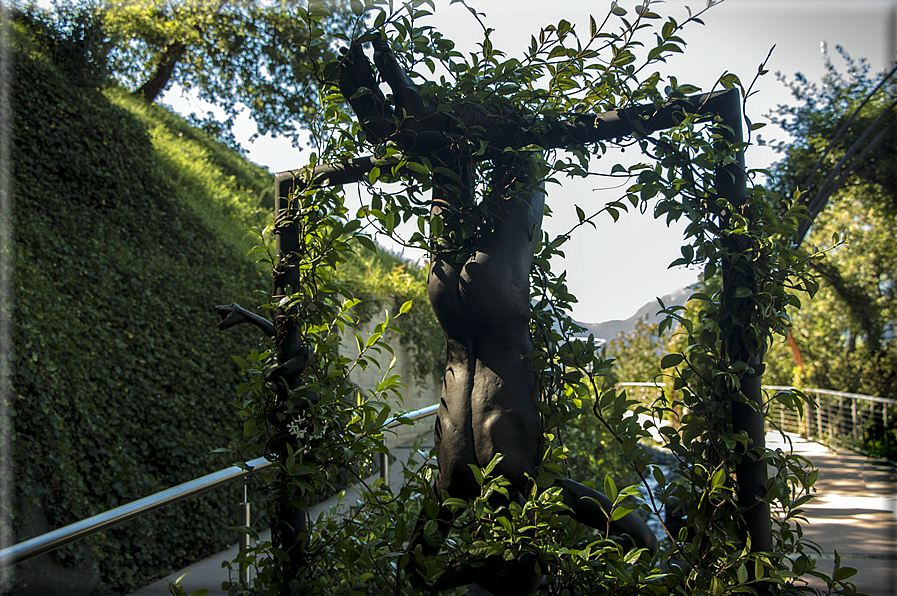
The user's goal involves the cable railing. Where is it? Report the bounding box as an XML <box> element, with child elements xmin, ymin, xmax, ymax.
<box><xmin>0</xmin><ymin>403</ymin><xmax>440</xmax><ymax>569</ymax></box>
<box><xmin>618</xmin><ymin>382</ymin><xmax>896</xmax><ymax>461</ymax></box>
<box><xmin>765</xmin><ymin>386</ymin><xmax>897</xmax><ymax>459</ymax></box>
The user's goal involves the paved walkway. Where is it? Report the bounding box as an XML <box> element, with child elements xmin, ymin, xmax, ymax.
<box><xmin>767</xmin><ymin>432</ymin><xmax>897</xmax><ymax>596</ymax></box>
<box><xmin>130</xmin><ymin>432</ymin><xmax>897</xmax><ymax>596</ymax></box>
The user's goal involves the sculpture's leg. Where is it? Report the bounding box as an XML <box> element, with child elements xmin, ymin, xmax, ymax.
<box><xmin>407</xmin><ymin>162</ymin><xmax>479</xmax><ymax>591</ymax></box>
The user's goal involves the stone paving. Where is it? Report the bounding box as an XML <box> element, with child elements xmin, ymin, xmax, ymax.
<box><xmin>130</xmin><ymin>431</ymin><xmax>897</xmax><ymax>596</ymax></box>
<box><xmin>766</xmin><ymin>432</ymin><xmax>897</xmax><ymax>596</ymax></box>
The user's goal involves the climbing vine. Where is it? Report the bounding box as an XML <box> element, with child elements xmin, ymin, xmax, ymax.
<box><xmin>208</xmin><ymin>1</ymin><xmax>860</xmax><ymax>595</ymax></box>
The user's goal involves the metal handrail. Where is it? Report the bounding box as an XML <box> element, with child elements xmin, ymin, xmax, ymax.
<box><xmin>619</xmin><ymin>382</ymin><xmax>895</xmax><ymax>406</ymax></box>
<box><xmin>0</xmin><ymin>403</ymin><xmax>440</xmax><ymax>569</ymax></box>
<box><xmin>619</xmin><ymin>382</ymin><xmax>896</xmax><ymax>460</ymax></box>
<box><xmin>764</xmin><ymin>385</ymin><xmax>897</xmax><ymax>406</ymax></box>
<box><xmin>0</xmin><ymin>456</ymin><xmax>272</xmax><ymax>568</ymax></box>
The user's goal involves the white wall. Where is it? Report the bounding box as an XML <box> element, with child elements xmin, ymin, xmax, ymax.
<box><xmin>340</xmin><ymin>299</ymin><xmax>442</xmax><ymax>448</ymax></box>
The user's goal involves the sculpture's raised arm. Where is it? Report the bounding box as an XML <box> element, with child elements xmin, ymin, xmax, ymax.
<box><xmin>338</xmin><ymin>37</ymin><xmax>734</xmax><ymax>168</ymax></box>
<box><xmin>338</xmin><ymin>36</ymin><xmax>523</xmax><ymax>158</ymax></box>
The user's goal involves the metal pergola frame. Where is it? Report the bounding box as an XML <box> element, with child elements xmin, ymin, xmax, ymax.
<box><xmin>272</xmin><ymin>88</ymin><xmax>772</xmax><ymax>566</ymax></box>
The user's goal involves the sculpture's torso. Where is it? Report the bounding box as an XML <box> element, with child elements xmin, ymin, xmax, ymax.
<box><xmin>427</xmin><ymin>180</ymin><xmax>546</xmax><ymax>498</ymax></box>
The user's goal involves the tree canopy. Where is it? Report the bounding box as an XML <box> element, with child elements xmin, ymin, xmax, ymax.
<box><xmin>39</xmin><ymin>0</ymin><xmax>358</xmax><ymax>145</ymax></box>
<box><xmin>765</xmin><ymin>49</ymin><xmax>897</xmax><ymax>400</ymax></box>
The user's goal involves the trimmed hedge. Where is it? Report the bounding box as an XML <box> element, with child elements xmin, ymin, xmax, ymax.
<box><xmin>11</xmin><ymin>17</ymin><xmax>271</xmax><ymax>594</ymax></box>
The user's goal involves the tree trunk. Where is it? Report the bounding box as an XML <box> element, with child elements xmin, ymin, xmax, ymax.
<box><xmin>808</xmin><ymin>258</ymin><xmax>882</xmax><ymax>352</ymax></box>
<box><xmin>133</xmin><ymin>42</ymin><xmax>186</xmax><ymax>103</ymax></box>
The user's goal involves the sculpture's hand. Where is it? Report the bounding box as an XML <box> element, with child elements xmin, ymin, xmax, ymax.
<box><xmin>339</xmin><ymin>37</ymin><xmax>516</xmax><ymax>156</ymax></box>
<box><xmin>338</xmin><ymin>41</ymin><xmax>395</xmax><ymax>142</ymax></box>
<box><xmin>370</xmin><ymin>37</ymin><xmax>428</xmax><ymax>119</ymax></box>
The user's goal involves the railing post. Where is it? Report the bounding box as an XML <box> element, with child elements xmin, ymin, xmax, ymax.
<box><xmin>238</xmin><ymin>484</ymin><xmax>251</xmax><ymax>587</ymax></box>
<box><xmin>838</xmin><ymin>396</ymin><xmax>845</xmax><ymax>439</ymax></box>
<box><xmin>816</xmin><ymin>393</ymin><xmax>823</xmax><ymax>440</ymax></box>
<box><xmin>804</xmin><ymin>396</ymin><xmax>811</xmax><ymax>439</ymax></box>
<box><xmin>852</xmin><ymin>398</ymin><xmax>859</xmax><ymax>443</ymax></box>
<box><xmin>884</xmin><ymin>404</ymin><xmax>890</xmax><ymax>458</ymax></box>
<box><xmin>827</xmin><ymin>399</ymin><xmax>835</xmax><ymax>446</ymax></box>
<box><xmin>779</xmin><ymin>402</ymin><xmax>785</xmax><ymax>432</ymax></box>
<box><xmin>379</xmin><ymin>452</ymin><xmax>389</xmax><ymax>485</ymax></box>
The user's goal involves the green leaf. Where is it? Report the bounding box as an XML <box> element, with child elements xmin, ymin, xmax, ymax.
<box><xmin>610</xmin><ymin>505</ymin><xmax>635</xmax><ymax>521</ymax></box>
<box><xmin>660</xmin><ymin>353</ymin><xmax>684</xmax><ymax>369</ymax></box>
<box><xmin>833</xmin><ymin>566</ymin><xmax>857</xmax><ymax>581</ymax></box>
<box><xmin>431</xmin><ymin>214</ymin><xmax>444</xmax><ymax>238</ymax></box>
<box><xmin>536</xmin><ymin>472</ymin><xmax>555</xmax><ymax>489</ymax></box>
<box><xmin>604</xmin><ymin>474</ymin><xmax>618</xmax><ymax>502</ymax></box>
<box><xmin>356</xmin><ymin>235</ymin><xmax>377</xmax><ymax>253</ymax></box>
<box><xmin>469</xmin><ymin>541</ymin><xmax>489</xmax><ymax>557</ymax></box>
<box><xmin>468</xmin><ymin>464</ymin><xmax>485</xmax><ymax>486</ymax></box>
<box><xmin>405</xmin><ymin>161</ymin><xmax>430</xmax><ymax>175</ymax></box>
<box><xmin>710</xmin><ymin>467</ymin><xmax>725</xmax><ymax>491</ymax></box>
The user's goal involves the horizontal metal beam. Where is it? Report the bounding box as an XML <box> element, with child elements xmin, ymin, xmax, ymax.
<box><xmin>276</xmin><ymin>90</ymin><xmax>739</xmax><ymax>192</ymax></box>
<box><xmin>624</xmin><ymin>382</ymin><xmax>896</xmax><ymax>406</ymax></box>
<box><xmin>764</xmin><ymin>385</ymin><xmax>897</xmax><ymax>406</ymax></box>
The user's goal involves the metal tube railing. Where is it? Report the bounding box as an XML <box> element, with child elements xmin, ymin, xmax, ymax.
<box><xmin>764</xmin><ymin>385</ymin><xmax>897</xmax><ymax>406</ymax></box>
<box><xmin>0</xmin><ymin>403</ymin><xmax>441</xmax><ymax>569</ymax></box>
<box><xmin>0</xmin><ymin>456</ymin><xmax>272</xmax><ymax>568</ymax></box>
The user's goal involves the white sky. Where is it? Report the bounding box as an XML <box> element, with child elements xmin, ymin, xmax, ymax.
<box><xmin>164</xmin><ymin>0</ymin><xmax>897</xmax><ymax>322</ymax></box>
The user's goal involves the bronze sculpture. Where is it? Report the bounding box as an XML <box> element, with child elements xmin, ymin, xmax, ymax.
<box><xmin>338</xmin><ymin>38</ymin><xmax>657</xmax><ymax>594</ymax></box>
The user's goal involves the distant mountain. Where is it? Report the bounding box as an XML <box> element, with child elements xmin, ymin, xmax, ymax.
<box><xmin>575</xmin><ymin>285</ymin><xmax>697</xmax><ymax>341</ymax></box>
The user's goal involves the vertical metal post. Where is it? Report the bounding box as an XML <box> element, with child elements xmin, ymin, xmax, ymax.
<box><xmin>884</xmin><ymin>404</ymin><xmax>890</xmax><ymax>457</ymax></box>
<box><xmin>816</xmin><ymin>394</ymin><xmax>823</xmax><ymax>439</ymax></box>
<box><xmin>379</xmin><ymin>452</ymin><xmax>389</xmax><ymax>485</ymax></box>
<box><xmin>238</xmin><ymin>484</ymin><xmax>251</xmax><ymax>587</ymax></box>
<box><xmin>272</xmin><ymin>173</ymin><xmax>308</xmax><ymax>594</ymax></box>
<box><xmin>828</xmin><ymin>400</ymin><xmax>835</xmax><ymax>446</ymax></box>
<box><xmin>838</xmin><ymin>396</ymin><xmax>844</xmax><ymax>439</ymax></box>
<box><xmin>852</xmin><ymin>398</ymin><xmax>859</xmax><ymax>443</ymax></box>
<box><xmin>715</xmin><ymin>89</ymin><xmax>772</xmax><ymax>558</ymax></box>
<box><xmin>803</xmin><ymin>399</ymin><xmax>810</xmax><ymax>439</ymax></box>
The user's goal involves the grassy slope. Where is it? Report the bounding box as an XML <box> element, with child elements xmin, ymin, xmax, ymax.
<box><xmin>11</xmin><ymin>19</ymin><xmax>274</xmax><ymax>593</ymax></box>
<box><xmin>9</xmin><ymin>11</ymin><xmax>449</xmax><ymax>593</ymax></box>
